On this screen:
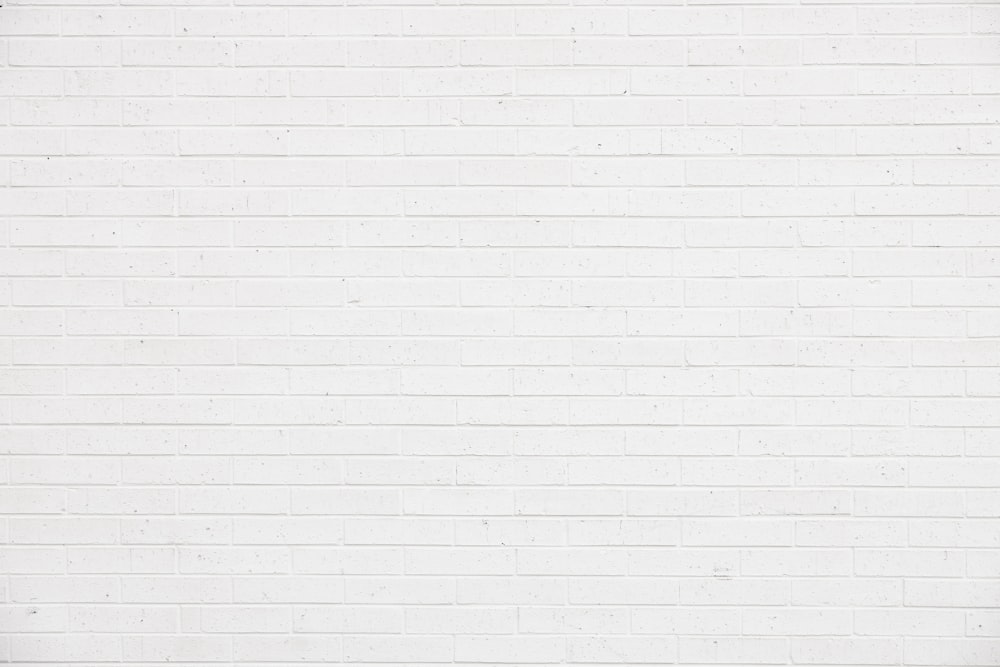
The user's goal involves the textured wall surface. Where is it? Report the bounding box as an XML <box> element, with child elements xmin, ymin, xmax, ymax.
<box><xmin>2</xmin><ymin>1</ymin><xmax>999</xmax><ymax>665</ymax></box>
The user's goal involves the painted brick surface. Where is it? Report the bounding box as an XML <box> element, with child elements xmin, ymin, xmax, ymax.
<box><xmin>1</xmin><ymin>0</ymin><xmax>998</xmax><ymax>665</ymax></box>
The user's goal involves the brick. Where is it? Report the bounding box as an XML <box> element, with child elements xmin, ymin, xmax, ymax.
<box><xmin>0</xmin><ymin>6</ymin><xmax>988</xmax><ymax>666</ymax></box>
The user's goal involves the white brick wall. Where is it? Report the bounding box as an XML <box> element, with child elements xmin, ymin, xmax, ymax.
<box><xmin>1</xmin><ymin>0</ymin><xmax>998</xmax><ymax>664</ymax></box>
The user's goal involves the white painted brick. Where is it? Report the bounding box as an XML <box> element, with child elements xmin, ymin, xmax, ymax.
<box><xmin>792</xmin><ymin>638</ymin><xmax>901</xmax><ymax>665</ymax></box>
<box><xmin>233</xmin><ymin>636</ymin><xmax>339</xmax><ymax>662</ymax></box>
<box><xmin>906</xmin><ymin>638</ymin><xmax>1000</xmax><ymax>666</ymax></box>
<box><xmin>854</xmin><ymin>489</ymin><xmax>964</xmax><ymax>517</ymax></box>
<box><xmin>744</xmin><ymin>8</ymin><xmax>855</xmax><ymax>35</ymax></box>
<box><xmin>745</xmin><ymin>609</ymin><xmax>852</xmax><ymax>636</ymax></box>
<box><xmin>794</xmin><ymin>579</ymin><xmax>903</xmax><ymax>607</ymax></box>
<box><xmin>857</xmin><ymin>609</ymin><xmax>966</xmax><ymax>637</ymax></box>
<box><xmin>12</xmin><ymin>635</ymin><xmax>122</xmax><ymax>663</ymax></box>
<box><xmin>743</xmin><ymin>548</ymin><xmax>852</xmax><ymax>577</ymax></box>
<box><xmin>0</xmin><ymin>4</ymin><xmax>989</xmax><ymax>666</ymax></box>
<box><xmin>516</xmin><ymin>8</ymin><xmax>626</xmax><ymax>35</ymax></box>
<box><xmin>296</xmin><ymin>605</ymin><xmax>402</xmax><ymax>632</ymax></box>
<box><xmin>680</xmin><ymin>637</ymin><xmax>788</xmax><ymax>664</ymax></box>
